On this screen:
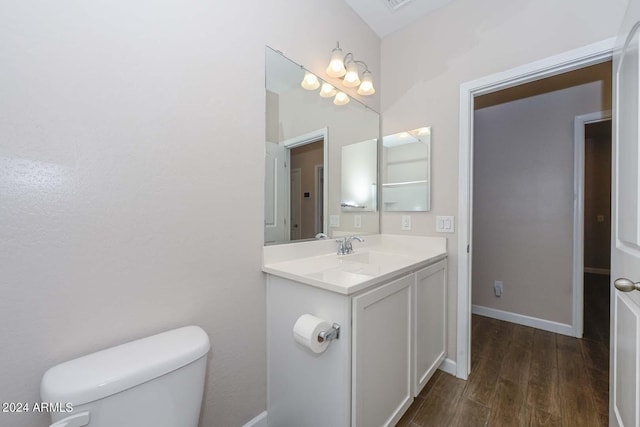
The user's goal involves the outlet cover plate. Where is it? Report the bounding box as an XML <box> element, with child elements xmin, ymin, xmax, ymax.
<box><xmin>436</xmin><ymin>215</ymin><xmax>455</xmax><ymax>233</ymax></box>
<box><xmin>401</xmin><ymin>215</ymin><xmax>412</xmax><ymax>231</ymax></box>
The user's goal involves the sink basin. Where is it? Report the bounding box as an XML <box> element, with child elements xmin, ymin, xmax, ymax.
<box><xmin>304</xmin><ymin>250</ymin><xmax>420</xmax><ymax>281</ymax></box>
<box><xmin>263</xmin><ymin>234</ymin><xmax>448</xmax><ymax>295</ymax></box>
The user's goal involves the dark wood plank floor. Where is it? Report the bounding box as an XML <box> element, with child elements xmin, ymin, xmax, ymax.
<box><xmin>583</xmin><ymin>273</ymin><xmax>610</xmax><ymax>344</ymax></box>
<box><xmin>397</xmin><ymin>314</ymin><xmax>609</xmax><ymax>427</ymax></box>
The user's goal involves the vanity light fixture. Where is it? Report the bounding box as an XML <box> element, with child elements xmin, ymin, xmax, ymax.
<box><xmin>300</xmin><ymin>70</ymin><xmax>350</xmax><ymax>105</ymax></box>
<box><xmin>333</xmin><ymin>91</ymin><xmax>350</xmax><ymax>106</ymax></box>
<box><xmin>319</xmin><ymin>82</ymin><xmax>337</xmax><ymax>98</ymax></box>
<box><xmin>326</xmin><ymin>44</ymin><xmax>347</xmax><ymax>77</ymax></box>
<box><xmin>325</xmin><ymin>42</ymin><xmax>376</xmax><ymax>96</ymax></box>
<box><xmin>357</xmin><ymin>70</ymin><xmax>375</xmax><ymax>96</ymax></box>
<box><xmin>301</xmin><ymin>70</ymin><xmax>320</xmax><ymax>90</ymax></box>
<box><xmin>343</xmin><ymin>62</ymin><xmax>361</xmax><ymax>87</ymax></box>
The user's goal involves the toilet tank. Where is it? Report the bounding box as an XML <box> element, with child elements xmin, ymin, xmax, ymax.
<box><xmin>41</xmin><ymin>326</ymin><xmax>210</xmax><ymax>427</ymax></box>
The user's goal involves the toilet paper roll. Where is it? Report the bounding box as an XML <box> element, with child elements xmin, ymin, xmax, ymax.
<box><xmin>293</xmin><ymin>314</ymin><xmax>331</xmax><ymax>354</ymax></box>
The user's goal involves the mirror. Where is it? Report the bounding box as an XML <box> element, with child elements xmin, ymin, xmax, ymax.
<box><xmin>341</xmin><ymin>139</ymin><xmax>378</xmax><ymax>211</ymax></box>
<box><xmin>265</xmin><ymin>46</ymin><xmax>380</xmax><ymax>245</ymax></box>
<box><xmin>382</xmin><ymin>127</ymin><xmax>431</xmax><ymax>212</ymax></box>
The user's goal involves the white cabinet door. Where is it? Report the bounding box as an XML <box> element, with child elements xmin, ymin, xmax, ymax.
<box><xmin>352</xmin><ymin>274</ymin><xmax>413</xmax><ymax>427</ymax></box>
<box><xmin>414</xmin><ymin>259</ymin><xmax>447</xmax><ymax>396</ymax></box>
<box><xmin>611</xmin><ymin>2</ymin><xmax>640</xmax><ymax>425</ymax></box>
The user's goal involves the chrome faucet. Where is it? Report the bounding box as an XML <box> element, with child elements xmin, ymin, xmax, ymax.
<box><xmin>336</xmin><ymin>235</ymin><xmax>364</xmax><ymax>255</ymax></box>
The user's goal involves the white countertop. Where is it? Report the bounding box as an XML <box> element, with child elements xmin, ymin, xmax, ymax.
<box><xmin>263</xmin><ymin>234</ymin><xmax>447</xmax><ymax>295</ymax></box>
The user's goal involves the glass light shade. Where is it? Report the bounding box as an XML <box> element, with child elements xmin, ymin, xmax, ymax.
<box><xmin>326</xmin><ymin>48</ymin><xmax>346</xmax><ymax>78</ymax></box>
<box><xmin>343</xmin><ymin>62</ymin><xmax>360</xmax><ymax>88</ymax></box>
<box><xmin>333</xmin><ymin>91</ymin><xmax>350</xmax><ymax>106</ymax></box>
<box><xmin>301</xmin><ymin>71</ymin><xmax>320</xmax><ymax>90</ymax></box>
<box><xmin>319</xmin><ymin>82</ymin><xmax>337</xmax><ymax>98</ymax></box>
<box><xmin>357</xmin><ymin>71</ymin><xmax>375</xmax><ymax>96</ymax></box>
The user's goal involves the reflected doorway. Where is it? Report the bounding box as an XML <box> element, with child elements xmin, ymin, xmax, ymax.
<box><xmin>290</xmin><ymin>139</ymin><xmax>324</xmax><ymax>240</ymax></box>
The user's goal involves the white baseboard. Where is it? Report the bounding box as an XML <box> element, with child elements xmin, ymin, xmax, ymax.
<box><xmin>243</xmin><ymin>411</ymin><xmax>267</xmax><ymax>427</ymax></box>
<box><xmin>472</xmin><ymin>305</ymin><xmax>574</xmax><ymax>337</ymax></box>
<box><xmin>584</xmin><ymin>267</ymin><xmax>610</xmax><ymax>275</ymax></box>
<box><xmin>438</xmin><ymin>358</ymin><xmax>457</xmax><ymax>376</ymax></box>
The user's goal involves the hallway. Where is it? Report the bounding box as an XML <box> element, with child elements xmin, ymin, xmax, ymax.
<box><xmin>398</xmin><ymin>315</ymin><xmax>609</xmax><ymax>427</ymax></box>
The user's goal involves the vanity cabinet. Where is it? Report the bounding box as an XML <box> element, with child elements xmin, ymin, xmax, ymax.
<box><xmin>266</xmin><ymin>257</ymin><xmax>447</xmax><ymax>427</ymax></box>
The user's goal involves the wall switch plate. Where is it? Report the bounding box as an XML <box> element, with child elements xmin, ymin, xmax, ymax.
<box><xmin>436</xmin><ymin>215</ymin><xmax>455</xmax><ymax>233</ymax></box>
<box><xmin>401</xmin><ymin>215</ymin><xmax>412</xmax><ymax>231</ymax></box>
<box><xmin>329</xmin><ymin>215</ymin><xmax>340</xmax><ymax>227</ymax></box>
<box><xmin>354</xmin><ymin>215</ymin><xmax>362</xmax><ymax>228</ymax></box>
<box><xmin>494</xmin><ymin>280</ymin><xmax>503</xmax><ymax>297</ymax></box>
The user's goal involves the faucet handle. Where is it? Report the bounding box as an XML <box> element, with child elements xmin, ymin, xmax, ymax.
<box><xmin>336</xmin><ymin>238</ymin><xmax>346</xmax><ymax>255</ymax></box>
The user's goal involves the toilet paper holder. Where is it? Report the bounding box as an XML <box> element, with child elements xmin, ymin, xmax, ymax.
<box><xmin>317</xmin><ymin>323</ymin><xmax>341</xmax><ymax>343</ymax></box>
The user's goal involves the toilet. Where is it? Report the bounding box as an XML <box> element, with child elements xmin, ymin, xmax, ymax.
<box><xmin>40</xmin><ymin>325</ymin><xmax>210</xmax><ymax>427</ymax></box>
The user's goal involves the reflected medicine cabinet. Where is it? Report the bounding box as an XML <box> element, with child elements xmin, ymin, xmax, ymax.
<box><xmin>382</xmin><ymin>127</ymin><xmax>431</xmax><ymax>212</ymax></box>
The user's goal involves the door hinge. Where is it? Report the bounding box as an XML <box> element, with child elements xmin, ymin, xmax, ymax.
<box><xmin>467</xmin><ymin>244</ymin><xmax>470</xmax><ymax>253</ymax></box>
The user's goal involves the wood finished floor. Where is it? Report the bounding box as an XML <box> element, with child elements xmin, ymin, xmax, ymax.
<box><xmin>397</xmin><ymin>314</ymin><xmax>609</xmax><ymax>427</ymax></box>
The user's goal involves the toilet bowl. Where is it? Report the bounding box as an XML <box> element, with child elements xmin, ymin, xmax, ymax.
<box><xmin>40</xmin><ymin>325</ymin><xmax>210</xmax><ymax>427</ymax></box>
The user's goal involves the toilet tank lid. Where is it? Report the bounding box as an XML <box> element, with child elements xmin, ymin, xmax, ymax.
<box><xmin>41</xmin><ymin>325</ymin><xmax>210</xmax><ymax>406</ymax></box>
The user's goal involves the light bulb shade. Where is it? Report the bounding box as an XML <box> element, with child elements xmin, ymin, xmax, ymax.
<box><xmin>333</xmin><ymin>91</ymin><xmax>350</xmax><ymax>106</ymax></box>
<box><xmin>343</xmin><ymin>62</ymin><xmax>360</xmax><ymax>87</ymax></box>
<box><xmin>301</xmin><ymin>71</ymin><xmax>320</xmax><ymax>90</ymax></box>
<box><xmin>326</xmin><ymin>48</ymin><xmax>346</xmax><ymax>78</ymax></box>
<box><xmin>357</xmin><ymin>71</ymin><xmax>375</xmax><ymax>96</ymax></box>
<box><xmin>319</xmin><ymin>82</ymin><xmax>337</xmax><ymax>98</ymax></box>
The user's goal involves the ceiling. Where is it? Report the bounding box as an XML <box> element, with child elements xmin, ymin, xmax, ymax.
<box><xmin>344</xmin><ymin>0</ymin><xmax>453</xmax><ymax>38</ymax></box>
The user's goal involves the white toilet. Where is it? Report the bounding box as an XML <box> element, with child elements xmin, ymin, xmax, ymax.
<box><xmin>41</xmin><ymin>325</ymin><xmax>210</xmax><ymax>427</ymax></box>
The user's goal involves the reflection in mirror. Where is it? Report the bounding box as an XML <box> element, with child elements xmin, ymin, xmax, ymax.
<box><xmin>382</xmin><ymin>127</ymin><xmax>431</xmax><ymax>212</ymax></box>
<box><xmin>265</xmin><ymin>46</ymin><xmax>380</xmax><ymax>245</ymax></box>
<box><xmin>341</xmin><ymin>139</ymin><xmax>377</xmax><ymax>211</ymax></box>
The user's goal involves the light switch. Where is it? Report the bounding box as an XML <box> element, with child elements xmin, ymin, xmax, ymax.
<box><xmin>354</xmin><ymin>215</ymin><xmax>362</xmax><ymax>228</ymax></box>
<box><xmin>436</xmin><ymin>216</ymin><xmax>455</xmax><ymax>233</ymax></box>
<box><xmin>401</xmin><ymin>215</ymin><xmax>412</xmax><ymax>231</ymax></box>
<box><xmin>330</xmin><ymin>215</ymin><xmax>340</xmax><ymax>227</ymax></box>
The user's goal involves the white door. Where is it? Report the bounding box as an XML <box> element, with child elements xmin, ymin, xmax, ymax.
<box><xmin>265</xmin><ymin>142</ymin><xmax>287</xmax><ymax>243</ymax></box>
<box><xmin>611</xmin><ymin>2</ymin><xmax>640</xmax><ymax>425</ymax></box>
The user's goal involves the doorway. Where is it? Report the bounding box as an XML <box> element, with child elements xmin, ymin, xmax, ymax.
<box><xmin>582</xmin><ymin>119</ymin><xmax>612</xmax><ymax>343</ymax></box>
<box><xmin>457</xmin><ymin>38</ymin><xmax>615</xmax><ymax>379</ymax></box>
<box><xmin>289</xmin><ymin>139</ymin><xmax>324</xmax><ymax>240</ymax></box>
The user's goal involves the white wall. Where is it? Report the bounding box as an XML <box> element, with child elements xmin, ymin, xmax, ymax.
<box><xmin>473</xmin><ymin>80</ymin><xmax>608</xmax><ymax>325</ymax></box>
<box><xmin>380</xmin><ymin>0</ymin><xmax>625</xmax><ymax>361</ymax></box>
<box><xmin>0</xmin><ymin>1</ymin><xmax>379</xmax><ymax>426</ymax></box>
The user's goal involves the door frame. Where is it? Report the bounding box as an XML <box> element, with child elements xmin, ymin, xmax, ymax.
<box><xmin>457</xmin><ymin>38</ymin><xmax>615</xmax><ymax>379</ymax></box>
<box><xmin>314</xmin><ymin>164</ymin><xmax>324</xmax><ymax>235</ymax></box>
<box><xmin>573</xmin><ymin>111</ymin><xmax>612</xmax><ymax>339</ymax></box>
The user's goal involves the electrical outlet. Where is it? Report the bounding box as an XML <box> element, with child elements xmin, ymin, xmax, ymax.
<box><xmin>401</xmin><ymin>215</ymin><xmax>412</xmax><ymax>231</ymax></box>
<box><xmin>354</xmin><ymin>215</ymin><xmax>362</xmax><ymax>228</ymax></box>
<box><xmin>329</xmin><ymin>215</ymin><xmax>340</xmax><ymax>227</ymax></box>
<box><xmin>494</xmin><ymin>280</ymin><xmax>503</xmax><ymax>297</ymax></box>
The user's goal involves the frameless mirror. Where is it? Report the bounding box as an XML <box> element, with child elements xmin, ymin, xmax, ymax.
<box><xmin>265</xmin><ymin>46</ymin><xmax>380</xmax><ymax>245</ymax></box>
<box><xmin>382</xmin><ymin>127</ymin><xmax>431</xmax><ymax>212</ymax></box>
